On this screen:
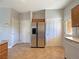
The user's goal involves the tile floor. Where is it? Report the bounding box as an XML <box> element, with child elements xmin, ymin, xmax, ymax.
<box><xmin>8</xmin><ymin>44</ymin><xmax>64</xmax><ymax>59</ymax></box>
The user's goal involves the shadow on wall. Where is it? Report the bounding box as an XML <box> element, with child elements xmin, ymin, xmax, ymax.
<box><xmin>9</xmin><ymin>28</ymin><xmax>19</xmax><ymax>48</ymax></box>
<box><xmin>46</xmin><ymin>18</ymin><xmax>62</xmax><ymax>47</ymax></box>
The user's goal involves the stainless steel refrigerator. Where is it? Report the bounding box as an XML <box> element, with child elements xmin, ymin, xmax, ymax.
<box><xmin>31</xmin><ymin>20</ymin><xmax>45</xmax><ymax>48</ymax></box>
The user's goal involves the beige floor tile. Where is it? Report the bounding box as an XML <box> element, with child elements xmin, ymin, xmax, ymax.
<box><xmin>8</xmin><ymin>44</ymin><xmax>64</xmax><ymax>59</ymax></box>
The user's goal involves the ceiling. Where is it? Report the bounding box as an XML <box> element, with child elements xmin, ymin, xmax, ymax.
<box><xmin>0</xmin><ymin>0</ymin><xmax>73</xmax><ymax>12</ymax></box>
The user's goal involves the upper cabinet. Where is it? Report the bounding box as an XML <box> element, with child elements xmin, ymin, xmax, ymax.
<box><xmin>32</xmin><ymin>10</ymin><xmax>45</xmax><ymax>19</ymax></box>
<box><xmin>72</xmin><ymin>5</ymin><xmax>79</xmax><ymax>27</ymax></box>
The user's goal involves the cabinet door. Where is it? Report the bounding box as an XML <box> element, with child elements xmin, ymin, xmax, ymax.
<box><xmin>0</xmin><ymin>45</ymin><xmax>1</xmax><ymax>59</ymax></box>
<box><xmin>0</xmin><ymin>51</ymin><xmax>1</xmax><ymax>59</ymax></box>
<box><xmin>72</xmin><ymin>5</ymin><xmax>79</xmax><ymax>27</ymax></box>
<box><xmin>0</xmin><ymin>45</ymin><xmax>1</xmax><ymax>53</ymax></box>
<box><xmin>38</xmin><ymin>22</ymin><xmax>45</xmax><ymax>47</ymax></box>
<box><xmin>1</xmin><ymin>51</ymin><xmax>7</xmax><ymax>59</ymax></box>
<box><xmin>64</xmin><ymin>38</ymin><xmax>79</xmax><ymax>59</ymax></box>
<box><xmin>0</xmin><ymin>43</ymin><xmax>8</xmax><ymax>59</ymax></box>
<box><xmin>1</xmin><ymin>43</ymin><xmax>8</xmax><ymax>52</ymax></box>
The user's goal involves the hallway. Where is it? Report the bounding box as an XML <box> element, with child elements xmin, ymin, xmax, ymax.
<box><xmin>8</xmin><ymin>44</ymin><xmax>64</xmax><ymax>59</ymax></box>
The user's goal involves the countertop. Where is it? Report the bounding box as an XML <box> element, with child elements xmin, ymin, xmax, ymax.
<box><xmin>65</xmin><ymin>37</ymin><xmax>79</xmax><ymax>43</ymax></box>
<box><xmin>0</xmin><ymin>40</ymin><xmax>8</xmax><ymax>45</ymax></box>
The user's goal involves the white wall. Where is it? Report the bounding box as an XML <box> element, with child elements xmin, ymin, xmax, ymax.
<box><xmin>20</xmin><ymin>12</ymin><xmax>32</xmax><ymax>43</ymax></box>
<box><xmin>45</xmin><ymin>9</ymin><xmax>64</xmax><ymax>47</ymax></box>
<box><xmin>0</xmin><ymin>8</ymin><xmax>20</xmax><ymax>48</ymax></box>
<box><xmin>10</xmin><ymin>9</ymin><xmax>20</xmax><ymax>48</ymax></box>
<box><xmin>0</xmin><ymin>8</ymin><xmax>11</xmax><ymax>42</ymax></box>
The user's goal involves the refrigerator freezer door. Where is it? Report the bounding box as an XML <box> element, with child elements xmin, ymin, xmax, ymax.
<box><xmin>31</xmin><ymin>22</ymin><xmax>37</xmax><ymax>47</ymax></box>
<box><xmin>31</xmin><ymin>35</ymin><xmax>37</xmax><ymax>47</ymax></box>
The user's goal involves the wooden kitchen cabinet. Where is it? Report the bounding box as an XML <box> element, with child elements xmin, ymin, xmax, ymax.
<box><xmin>72</xmin><ymin>5</ymin><xmax>79</xmax><ymax>27</ymax></box>
<box><xmin>0</xmin><ymin>42</ymin><xmax>8</xmax><ymax>59</ymax></box>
